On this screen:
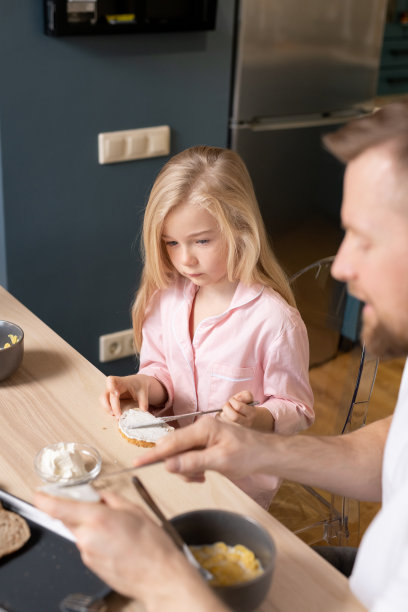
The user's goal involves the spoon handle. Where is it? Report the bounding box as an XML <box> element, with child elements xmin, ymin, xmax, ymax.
<box><xmin>132</xmin><ymin>475</ymin><xmax>185</xmax><ymax>550</ymax></box>
<box><xmin>132</xmin><ymin>476</ymin><xmax>213</xmax><ymax>581</ymax></box>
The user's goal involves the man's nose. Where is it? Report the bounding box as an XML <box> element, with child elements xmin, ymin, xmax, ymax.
<box><xmin>331</xmin><ymin>236</ymin><xmax>353</xmax><ymax>283</ymax></box>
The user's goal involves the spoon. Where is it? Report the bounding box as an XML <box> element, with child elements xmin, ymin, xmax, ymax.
<box><xmin>132</xmin><ymin>475</ymin><xmax>213</xmax><ymax>582</ymax></box>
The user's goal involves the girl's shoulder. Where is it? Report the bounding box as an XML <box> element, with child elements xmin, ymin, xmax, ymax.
<box><xmin>146</xmin><ymin>277</ymin><xmax>191</xmax><ymax>312</ymax></box>
<box><xmin>254</xmin><ymin>285</ymin><xmax>304</xmax><ymax>328</ymax></box>
<box><xmin>253</xmin><ymin>284</ymin><xmax>293</xmax><ymax>309</ymax></box>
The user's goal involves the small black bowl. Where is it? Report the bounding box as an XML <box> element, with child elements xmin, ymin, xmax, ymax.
<box><xmin>0</xmin><ymin>320</ymin><xmax>24</xmax><ymax>381</ymax></box>
<box><xmin>171</xmin><ymin>509</ymin><xmax>276</xmax><ymax>612</ymax></box>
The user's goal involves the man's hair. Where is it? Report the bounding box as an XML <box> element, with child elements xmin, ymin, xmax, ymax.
<box><xmin>323</xmin><ymin>101</ymin><xmax>408</xmax><ymax>164</ymax></box>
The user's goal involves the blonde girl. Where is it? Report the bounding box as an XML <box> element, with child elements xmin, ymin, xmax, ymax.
<box><xmin>101</xmin><ymin>145</ymin><xmax>313</xmax><ymax>507</ymax></box>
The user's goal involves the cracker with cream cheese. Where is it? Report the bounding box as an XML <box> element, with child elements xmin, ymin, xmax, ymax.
<box><xmin>118</xmin><ymin>408</ymin><xmax>174</xmax><ymax>447</ymax></box>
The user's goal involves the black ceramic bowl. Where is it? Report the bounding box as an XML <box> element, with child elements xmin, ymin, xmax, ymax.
<box><xmin>0</xmin><ymin>321</ymin><xmax>24</xmax><ymax>381</ymax></box>
<box><xmin>171</xmin><ymin>509</ymin><xmax>276</xmax><ymax>612</ymax></box>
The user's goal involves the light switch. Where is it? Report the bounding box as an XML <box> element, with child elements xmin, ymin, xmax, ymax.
<box><xmin>148</xmin><ymin>129</ymin><xmax>168</xmax><ymax>156</ymax></box>
<box><xmin>98</xmin><ymin>125</ymin><xmax>170</xmax><ymax>164</ymax></box>
<box><xmin>106</xmin><ymin>138</ymin><xmax>126</xmax><ymax>161</ymax></box>
<box><xmin>126</xmin><ymin>134</ymin><xmax>147</xmax><ymax>157</ymax></box>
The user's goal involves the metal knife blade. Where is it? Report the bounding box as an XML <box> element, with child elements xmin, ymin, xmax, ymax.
<box><xmin>126</xmin><ymin>401</ymin><xmax>259</xmax><ymax>430</ymax></box>
<box><xmin>126</xmin><ymin>407</ymin><xmax>222</xmax><ymax>429</ymax></box>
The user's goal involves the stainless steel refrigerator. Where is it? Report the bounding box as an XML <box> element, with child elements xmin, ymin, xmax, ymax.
<box><xmin>229</xmin><ymin>0</ymin><xmax>387</xmax><ymax>275</ymax></box>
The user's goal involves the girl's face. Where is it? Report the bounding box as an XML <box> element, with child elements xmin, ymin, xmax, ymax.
<box><xmin>162</xmin><ymin>202</ymin><xmax>229</xmax><ymax>288</ymax></box>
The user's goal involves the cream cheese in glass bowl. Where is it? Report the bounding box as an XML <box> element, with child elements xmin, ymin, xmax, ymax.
<box><xmin>34</xmin><ymin>442</ymin><xmax>102</xmax><ymax>486</ymax></box>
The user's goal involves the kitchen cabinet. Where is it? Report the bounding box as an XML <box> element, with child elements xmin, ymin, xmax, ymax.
<box><xmin>378</xmin><ymin>0</ymin><xmax>408</xmax><ymax>94</ymax></box>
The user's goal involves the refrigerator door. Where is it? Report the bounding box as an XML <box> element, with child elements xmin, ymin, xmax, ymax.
<box><xmin>230</xmin><ymin>118</ymin><xmax>347</xmax><ymax>274</ymax></box>
<box><xmin>232</xmin><ymin>0</ymin><xmax>387</xmax><ymax>122</ymax></box>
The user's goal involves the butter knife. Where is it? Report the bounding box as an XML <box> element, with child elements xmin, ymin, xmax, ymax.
<box><xmin>127</xmin><ymin>401</ymin><xmax>259</xmax><ymax>430</ymax></box>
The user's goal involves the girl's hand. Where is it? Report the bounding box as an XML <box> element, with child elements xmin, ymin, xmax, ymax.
<box><xmin>99</xmin><ymin>374</ymin><xmax>152</xmax><ymax>419</ymax></box>
<box><xmin>220</xmin><ymin>390</ymin><xmax>257</xmax><ymax>428</ymax></box>
<box><xmin>220</xmin><ymin>391</ymin><xmax>274</xmax><ymax>431</ymax></box>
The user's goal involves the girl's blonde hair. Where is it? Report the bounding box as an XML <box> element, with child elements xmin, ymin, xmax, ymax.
<box><xmin>132</xmin><ymin>145</ymin><xmax>295</xmax><ymax>352</ymax></box>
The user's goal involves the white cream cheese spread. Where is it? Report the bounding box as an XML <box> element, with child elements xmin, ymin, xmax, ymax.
<box><xmin>39</xmin><ymin>442</ymin><xmax>88</xmax><ymax>479</ymax></box>
<box><xmin>119</xmin><ymin>408</ymin><xmax>174</xmax><ymax>443</ymax></box>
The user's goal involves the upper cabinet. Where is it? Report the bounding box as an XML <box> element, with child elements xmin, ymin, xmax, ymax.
<box><xmin>378</xmin><ymin>0</ymin><xmax>408</xmax><ymax>94</ymax></box>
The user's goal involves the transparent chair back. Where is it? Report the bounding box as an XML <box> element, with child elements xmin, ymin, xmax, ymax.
<box><xmin>269</xmin><ymin>256</ymin><xmax>378</xmax><ymax>545</ymax></box>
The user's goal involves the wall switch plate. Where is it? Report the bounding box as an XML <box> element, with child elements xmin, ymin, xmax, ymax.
<box><xmin>98</xmin><ymin>125</ymin><xmax>170</xmax><ymax>164</ymax></box>
<box><xmin>99</xmin><ymin>328</ymin><xmax>135</xmax><ymax>362</ymax></box>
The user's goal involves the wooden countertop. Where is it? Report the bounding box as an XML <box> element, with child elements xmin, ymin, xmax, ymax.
<box><xmin>0</xmin><ymin>285</ymin><xmax>365</xmax><ymax>611</ymax></box>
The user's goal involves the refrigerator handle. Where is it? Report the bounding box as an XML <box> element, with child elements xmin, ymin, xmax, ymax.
<box><xmin>231</xmin><ymin>108</ymin><xmax>374</xmax><ymax>132</ymax></box>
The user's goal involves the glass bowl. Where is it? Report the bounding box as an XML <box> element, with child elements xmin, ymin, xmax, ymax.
<box><xmin>34</xmin><ymin>442</ymin><xmax>102</xmax><ymax>486</ymax></box>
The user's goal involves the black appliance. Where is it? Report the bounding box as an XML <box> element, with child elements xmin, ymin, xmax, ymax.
<box><xmin>44</xmin><ymin>0</ymin><xmax>217</xmax><ymax>36</ymax></box>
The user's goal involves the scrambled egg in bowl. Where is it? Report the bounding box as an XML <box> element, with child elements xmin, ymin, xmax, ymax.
<box><xmin>190</xmin><ymin>541</ymin><xmax>263</xmax><ymax>586</ymax></box>
<box><xmin>171</xmin><ymin>509</ymin><xmax>275</xmax><ymax>612</ymax></box>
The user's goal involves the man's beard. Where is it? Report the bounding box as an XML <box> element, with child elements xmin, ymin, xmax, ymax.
<box><xmin>362</xmin><ymin>316</ymin><xmax>408</xmax><ymax>360</ymax></box>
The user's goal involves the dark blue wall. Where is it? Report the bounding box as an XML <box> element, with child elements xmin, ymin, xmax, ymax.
<box><xmin>0</xmin><ymin>2</ymin><xmax>235</xmax><ymax>375</ymax></box>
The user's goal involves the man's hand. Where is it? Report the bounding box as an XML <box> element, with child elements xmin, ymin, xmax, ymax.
<box><xmin>34</xmin><ymin>490</ymin><xmax>227</xmax><ymax>612</ymax></box>
<box><xmin>133</xmin><ymin>416</ymin><xmax>270</xmax><ymax>482</ymax></box>
<box><xmin>133</xmin><ymin>414</ymin><xmax>392</xmax><ymax>503</ymax></box>
<box><xmin>34</xmin><ymin>491</ymin><xmax>179</xmax><ymax>599</ymax></box>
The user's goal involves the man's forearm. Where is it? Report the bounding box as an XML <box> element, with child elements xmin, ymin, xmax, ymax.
<box><xmin>135</xmin><ymin>415</ymin><xmax>391</xmax><ymax>502</ymax></box>
<box><xmin>257</xmin><ymin>416</ymin><xmax>391</xmax><ymax>502</ymax></box>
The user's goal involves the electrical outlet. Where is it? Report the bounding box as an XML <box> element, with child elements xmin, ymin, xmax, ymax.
<box><xmin>99</xmin><ymin>328</ymin><xmax>135</xmax><ymax>363</ymax></box>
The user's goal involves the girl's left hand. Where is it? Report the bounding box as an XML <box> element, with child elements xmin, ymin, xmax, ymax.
<box><xmin>219</xmin><ymin>390</ymin><xmax>258</xmax><ymax>428</ymax></box>
<box><xmin>219</xmin><ymin>390</ymin><xmax>275</xmax><ymax>431</ymax></box>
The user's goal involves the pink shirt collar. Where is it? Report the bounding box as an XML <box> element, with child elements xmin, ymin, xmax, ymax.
<box><xmin>181</xmin><ymin>278</ymin><xmax>264</xmax><ymax>312</ymax></box>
